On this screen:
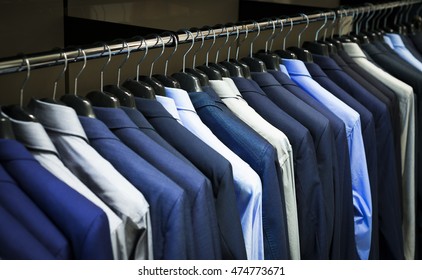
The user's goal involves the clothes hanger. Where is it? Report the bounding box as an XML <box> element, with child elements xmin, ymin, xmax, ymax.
<box><xmin>370</xmin><ymin>5</ymin><xmax>387</xmax><ymax>40</ymax></box>
<box><xmin>318</xmin><ymin>12</ymin><xmax>338</xmax><ymax>53</ymax></box>
<box><xmin>152</xmin><ymin>32</ymin><xmax>182</xmax><ymax>88</ymax></box>
<box><xmin>219</xmin><ymin>24</ymin><xmax>245</xmax><ymax>77</ymax></box>
<box><xmin>404</xmin><ymin>1</ymin><xmax>416</xmax><ymax>35</ymax></box>
<box><xmin>2</xmin><ymin>56</ymin><xmax>38</xmax><ymax>122</ymax></box>
<box><xmin>359</xmin><ymin>4</ymin><xmax>377</xmax><ymax>43</ymax></box>
<box><xmin>171</xmin><ymin>29</ymin><xmax>203</xmax><ymax>92</ymax></box>
<box><xmin>60</xmin><ymin>48</ymin><xmax>96</xmax><ymax>117</ymax></box>
<box><xmin>240</xmin><ymin>21</ymin><xmax>268</xmax><ymax>72</ymax></box>
<box><xmin>40</xmin><ymin>49</ymin><xmax>67</xmax><ymax>105</ymax></box>
<box><xmin>383</xmin><ymin>5</ymin><xmax>396</xmax><ymax>33</ymax></box>
<box><xmin>207</xmin><ymin>24</ymin><xmax>231</xmax><ymax>77</ymax></box>
<box><xmin>196</xmin><ymin>26</ymin><xmax>224</xmax><ymax>81</ymax></box>
<box><xmin>393</xmin><ymin>4</ymin><xmax>406</xmax><ymax>35</ymax></box>
<box><xmin>254</xmin><ymin>18</ymin><xmax>282</xmax><ymax>70</ymax></box>
<box><xmin>122</xmin><ymin>36</ymin><xmax>156</xmax><ymax>99</ymax></box>
<box><xmin>103</xmin><ymin>40</ymin><xmax>136</xmax><ymax>108</ymax></box>
<box><xmin>287</xmin><ymin>14</ymin><xmax>314</xmax><ymax>62</ymax></box>
<box><xmin>303</xmin><ymin>12</ymin><xmax>330</xmax><ymax>56</ymax></box>
<box><xmin>0</xmin><ymin>107</ymin><xmax>15</xmax><ymax>139</ymax></box>
<box><xmin>325</xmin><ymin>11</ymin><xmax>344</xmax><ymax>51</ymax></box>
<box><xmin>338</xmin><ymin>8</ymin><xmax>361</xmax><ymax>44</ymax></box>
<box><xmin>85</xmin><ymin>42</ymin><xmax>120</xmax><ymax>108</ymax></box>
<box><xmin>273</xmin><ymin>17</ymin><xmax>298</xmax><ymax>59</ymax></box>
<box><xmin>136</xmin><ymin>34</ymin><xmax>166</xmax><ymax>96</ymax></box>
<box><xmin>184</xmin><ymin>28</ymin><xmax>212</xmax><ymax>85</ymax></box>
<box><xmin>230</xmin><ymin>23</ymin><xmax>253</xmax><ymax>79</ymax></box>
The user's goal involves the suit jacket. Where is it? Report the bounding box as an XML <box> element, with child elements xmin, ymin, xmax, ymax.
<box><xmin>0</xmin><ymin>139</ymin><xmax>113</xmax><ymax>260</ymax></box>
<box><xmin>134</xmin><ymin>97</ymin><xmax>247</xmax><ymax>260</ymax></box>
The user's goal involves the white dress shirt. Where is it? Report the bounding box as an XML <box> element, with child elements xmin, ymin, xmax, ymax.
<box><xmin>343</xmin><ymin>42</ymin><xmax>416</xmax><ymax>260</ymax></box>
<box><xmin>156</xmin><ymin>96</ymin><xmax>184</xmax><ymax>125</ymax></box>
<box><xmin>163</xmin><ymin>87</ymin><xmax>264</xmax><ymax>260</ymax></box>
<box><xmin>27</xmin><ymin>99</ymin><xmax>154</xmax><ymax>260</ymax></box>
<box><xmin>210</xmin><ymin>78</ymin><xmax>301</xmax><ymax>260</ymax></box>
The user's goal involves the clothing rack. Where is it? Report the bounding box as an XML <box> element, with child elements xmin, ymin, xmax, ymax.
<box><xmin>0</xmin><ymin>0</ymin><xmax>420</xmax><ymax>76</ymax></box>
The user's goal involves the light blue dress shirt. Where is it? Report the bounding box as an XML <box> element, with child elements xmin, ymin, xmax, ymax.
<box><xmin>162</xmin><ymin>87</ymin><xmax>264</xmax><ymax>260</ymax></box>
<box><xmin>385</xmin><ymin>33</ymin><xmax>422</xmax><ymax>72</ymax></box>
<box><xmin>283</xmin><ymin>58</ymin><xmax>373</xmax><ymax>260</ymax></box>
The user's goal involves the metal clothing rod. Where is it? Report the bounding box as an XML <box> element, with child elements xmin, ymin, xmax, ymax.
<box><xmin>0</xmin><ymin>0</ymin><xmax>420</xmax><ymax>76</ymax></box>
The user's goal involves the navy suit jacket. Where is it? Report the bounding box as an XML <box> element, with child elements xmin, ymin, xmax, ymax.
<box><xmin>79</xmin><ymin>114</ymin><xmax>193</xmax><ymax>260</ymax></box>
<box><xmin>0</xmin><ymin>139</ymin><xmax>113</xmax><ymax>260</ymax></box>
<box><xmin>269</xmin><ymin>69</ymin><xmax>357</xmax><ymax>259</ymax></box>
<box><xmin>191</xmin><ymin>88</ymin><xmax>290</xmax><ymax>260</ymax></box>
<box><xmin>134</xmin><ymin>97</ymin><xmax>247</xmax><ymax>260</ymax></box>
<box><xmin>93</xmin><ymin>106</ymin><xmax>221</xmax><ymax>260</ymax></box>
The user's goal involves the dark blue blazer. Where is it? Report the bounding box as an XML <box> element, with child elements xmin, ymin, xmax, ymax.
<box><xmin>0</xmin><ymin>164</ymin><xmax>71</xmax><ymax>259</ymax></box>
<box><xmin>0</xmin><ymin>139</ymin><xmax>113</xmax><ymax>260</ymax></box>
<box><xmin>79</xmin><ymin>114</ymin><xmax>193</xmax><ymax>260</ymax></box>
<box><xmin>313</xmin><ymin>54</ymin><xmax>404</xmax><ymax>260</ymax></box>
<box><xmin>192</xmin><ymin>88</ymin><xmax>290</xmax><ymax>260</ymax></box>
<box><xmin>93</xmin><ymin>106</ymin><xmax>221</xmax><ymax>260</ymax></box>
<box><xmin>232</xmin><ymin>76</ymin><xmax>328</xmax><ymax>260</ymax></box>
<box><xmin>269</xmin><ymin>69</ymin><xmax>358</xmax><ymax>260</ymax></box>
<box><xmin>134</xmin><ymin>98</ymin><xmax>247</xmax><ymax>260</ymax></box>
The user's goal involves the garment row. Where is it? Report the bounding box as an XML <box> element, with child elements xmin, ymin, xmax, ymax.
<box><xmin>0</xmin><ymin>28</ymin><xmax>421</xmax><ymax>260</ymax></box>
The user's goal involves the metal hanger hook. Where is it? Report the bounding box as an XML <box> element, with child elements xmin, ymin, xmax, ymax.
<box><xmin>326</xmin><ymin>11</ymin><xmax>337</xmax><ymax>40</ymax></box>
<box><xmin>214</xmin><ymin>24</ymin><xmax>230</xmax><ymax>63</ymax></box>
<box><xmin>99</xmin><ymin>42</ymin><xmax>112</xmax><ymax>91</ymax></box>
<box><xmin>298</xmin><ymin>13</ymin><xmax>309</xmax><ymax>47</ymax></box>
<box><xmin>18</xmin><ymin>56</ymin><xmax>30</xmax><ymax>108</ymax></box>
<box><xmin>203</xmin><ymin>26</ymin><xmax>217</xmax><ymax>65</ymax></box>
<box><xmin>249</xmin><ymin>21</ymin><xmax>261</xmax><ymax>57</ymax></box>
<box><xmin>135</xmin><ymin>36</ymin><xmax>148</xmax><ymax>82</ymax></box>
<box><xmin>117</xmin><ymin>40</ymin><xmax>130</xmax><ymax>87</ymax></box>
<box><xmin>270</xmin><ymin>17</ymin><xmax>283</xmax><ymax>51</ymax></box>
<box><xmin>177</xmin><ymin>29</ymin><xmax>195</xmax><ymax>72</ymax></box>
<box><xmin>52</xmin><ymin>49</ymin><xmax>68</xmax><ymax>100</ymax></box>
<box><xmin>162</xmin><ymin>32</ymin><xmax>178</xmax><ymax>75</ymax></box>
<box><xmin>364</xmin><ymin>3</ymin><xmax>376</xmax><ymax>32</ymax></box>
<box><xmin>283</xmin><ymin>17</ymin><xmax>294</xmax><ymax>50</ymax></box>
<box><xmin>191</xmin><ymin>28</ymin><xmax>204</xmax><ymax>68</ymax></box>
<box><xmin>74</xmin><ymin>48</ymin><xmax>87</xmax><ymax>96</ymax></box>
<box><xmin>315</xmin><ymin>12</ymin><xmax>328</xmax><ymax>41</ymax></box>
<box><xmin>227</xmin><ymin>24</ymin><xmax>240</xmax><ymax>61</ymax></box>
<box><xmin>264</xmin><ymin>18</ymin><xmax>276</xmax><ymax>52</ymax></box>
<box><xmin>148</xmin><ymin>34</ymin><xmax>165</xmax><ymax>77</ymax></box>
<box><xmin>236</xmin><ymin>22</ymin><xmax>250</xmax><ymax>60</ymax></box>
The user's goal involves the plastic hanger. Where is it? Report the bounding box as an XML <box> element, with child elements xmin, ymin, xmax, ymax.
<box><xmin>171</xmin><ymin>29</ymin><xmax>203</xmax><ymax>92</ymax></box>
<box><xmin>207</xmin><ymin>24</ymin><xmax>231</xmax><ymax>77</ymax></box>
<box><xmin>60</xmin><ymin>49</ymin><xmax>96</xmax><ymax>117</ymax></box>
<box><xmin>2</xmin><ymin>56</ymin><xmax>38</xmax><ymax>122</ymax></box>
<box><xmin>85</xmin><ymin>43</ymin><xmax>120</xmax><ymax>108</ymax></box>
<box><xmin>0</xmin><ymin>108</ymin><xmax>15</xmax><ymax>139</ymax></box>
<box><xmin>219</xmin><ymin>24</ymin><xmax>244</xmax><ymax>77</ymax></box>
<box><xmin>255</xmin><ymin>18</ymin><xmax>282</xmax><ymax>70</ymax></box>
<box><xmin>122</xmin><ymin>36</ymin><xmax>156</xmax><ymax>99</ymax></box>
<box><xmin>152</xmin><ymin>32</ymin><xmax>181</xmax><ymax>89</ymax></box>
<box><xmin>184</xmin><ymin>28</ymin><xmax>212</xmax><ymax>85</ymax></box>
<box><xmin>318</xmin><ymin>12</ymin><xmax>339</xmax><ymax>53</ymax></box>
<box><xmin>240</xmin><ymin>21</ymin><xmax>267</xmax><ymax>72</ymax></box>
<box><xmin>287</xmin><ymin>14</ymin><xmax>314</xmax><ymax>62</ymax></box>
<box><xmin>137</xmin><ymin>34</ymin><xmax>166</xmax><ymax>96</ymax></box>
<box><xmin>41</xmin><ymin>49</ymin><xmax>67</xmax><ymax>105</ymax></box>
<box><xmin>196</xmin><ymin>26</ymin><xmax>224</xmax><ymax>80</ymax></box>
<box><xmin>303</xmin><ymin>12</ymin><xmax>330</xmax><ymax>56</ymax></box>
<box><xmin>273</xmin><ymin>17</ymin><xmax>297</xmax><ymax>59</ymax></box>
<box><xmin>335</xmin><ymin>8</ymin><xmax>357</xmax><ymax>43</ymax></box>
<box><xmin>324</xmin><ymin>11</ymin><xmax>343</xmax><ymax>51</ymax></box>
<box><xmin>103</xmin><ymin>40</ymin><xmax>136</xmax><ymax>108</ymax></box>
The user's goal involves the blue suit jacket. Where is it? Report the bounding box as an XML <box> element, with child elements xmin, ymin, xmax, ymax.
<box><xmin>134</xmin><ymin>97</ymin><xmax>247</xmax><ymax>260</ymax></box>
<box><xmin>0</xmin><ymin>164</ymin><xmax>71</xmax><ymax>259</ymax></box>
<box><xmin>79</xmin><ymin>114</ymin><xmax>192</xmax><ymax>260</ymax></box>
<box><xmin>191</xmin><ymin>88</ymin><xmax>289</xmax><ymax>260</ymax></box>
<box><xmin>0</xmin><ymin>139</ymin><xmax>113</xmax><ymax>260</ymax></box>
<box><xmin>93</xmin><ymin>106</ymin><xmax>221</xmax><ymax>260</ymax></box>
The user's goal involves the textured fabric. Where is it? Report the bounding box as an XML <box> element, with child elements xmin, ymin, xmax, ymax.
<box><xmin>304</xmin><ymin>59</ymin><xmax>380</xmax><ymax>260</ymax></box>
<box><xmin>135</xmin><ymin>97</ymin><xmax>247</xmax><ymax>260</ymax></box>
<box><xmin>251</xmin><ymin>71</ymin><xmax>336</xmax><ymax>258</ymax></box>
<box><xmin>343</xmin><ymin>42</ymin><xmax>416</xmax><ymax>259</ymax></box>
<box><xmin>210</xmin><ymin>78</ymin><xmax>300</xmax><ymax>260</ymax></box>
<box><xmin>164</xmin><ymin>87</ymin><xmax>263</xmax><ymax>260</ymax></box>
<box><xmin>0</xmin><ymin>164</ymin><xmax>71</xmax><ymax>259</ymax></box>
<box><xmin>27</xmin><ymin>99</ymin><xmax>153</xmax><ymax>260</ymax></box>
<box><xmin>0</xmin><ymin>139</ymin><xmax>113</xmax><ymax>260</ymax></box>
<box><xmin>284</xmin><ymin>58</ymin><xmax>372</xmax><ymax>260</ymax></box>
<box><xmin>385</xmin><ymin>33</ymin><xmax>422</xmax><ymax>72</ymax></box>
<box><xmin>193</xmin><ymin>87</ymin><xmax>290</xmax><ymax>260</ymax></box>
<box><xmin>232</xmin><ymin>75</ymin><xmax>328</xmax><ymax>260</ymax></box>
<box><xmin>270</xmin><ymin>66</ymin><xmax>357</xmax><ymax>259</ymax></box>
<box><xmin>3</xmin><ymin>113</ymin><xmax>126</xmax><ymax>260</ymax></box>
<box><xmin>314</xmin><ymin>53</ymin><xmax>404</xmax><ymax>259</ymax></box>
<box><xmin>94</xmin><ymin>106</ymin><xmax>221</xmax><ymax>260</ymax></box>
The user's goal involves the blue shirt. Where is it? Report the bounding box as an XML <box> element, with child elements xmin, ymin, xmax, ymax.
<box><xmin>191</xmin><ymin>88</ymin><xmax>290</xmax><ymax>260</ymax></box>
<box><xmin>0</xmin><ymin>139</ymin><xmax>113</xmax><ymax>260</ymax></box>
<box><xmin>283</xmin><ymin>58</ymin><xmax>373</xmax><ymax>260</ymax></box>
<box><xmin>386</xmin><ymin>33</ymin><xmax>422</xmax><ymax>72</ymax></box>
<box><xmin>93</xmin><ymin>106</ymin><xmax>221</xmax><ymax>260</ymax></box>
<box><xmin>164</xmin><ymin>87</ymin><xmax>264</xmax><ymax>260</ymax></box>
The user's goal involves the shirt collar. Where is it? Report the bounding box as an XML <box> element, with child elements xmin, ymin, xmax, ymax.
<box><xmin>383</xmin><ymin>35</ymin><xmax>395</xmax><ymax>49</ymax></box>
<box><xmin>27</xmin><ymin>99</ymin><xmax>88</xmax><ymax>141</ymax></box>
<box><xmin>305</xmin><ymin>61</ymin><xmax>329</xmax><ymax>77</ymax></box>
<box><xmin>1</xmin><ymin>111</ymin><xmax>59</xmax><ymax>156</ymax></box>
<box><xmin>189</xmin><ymin>91</ymin><xmax>224</xmax><ymax>111</ymax></box>
<box><xmin>282</xmin><ymin>58</ymin><xmax>312</xmax><ymax>77</ymax></box>
<box><xmin>386</xmin><ymin>33</ymin><xmax>405</xmax><ymax>48</ymax></box>
<box><xmin>312</xmin><ymin>54</ymin><xmax>342</xmax><ymax>71</ymax></box>
<box><xmin>342</xmin><ymin>43</ymin><xmax>368</xmax><ymax>58</ymax></box>
<box><xmin>279</xmin><ymin>64</ymin><xmax>291</xmax><ymax>77</ymax></box>
<box><xmin>93</xmin><ymin>107</ymin><xmax>139</xmax><ymax>130</ymax></box>
<box><xmin>164</xmin><ymin>87</ymin><xmax>196</xmax><ymax>113</ymax></box>
<box><xmin>0</xmin><ymin>139</ymin><xmax>35</xmax><ymax>162</ymax></box>
<box><xmin>209</xmin><ymin>78</ymin><xmax>240</xmax><ymax>99</ymax></box>
<box><xmin>134</xmin><ymin>97</ymin><xmax>176</xmax><ymax>120</ymax></box>
<box><xmin>156</xmin><ymin>96</ymin><xmax>182</xmax><ymax>123</ymax></box>
<box><xmin>78</xmin><ymin>116</ymin><xmax>120</xmax><ymax>141</ymax></box>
